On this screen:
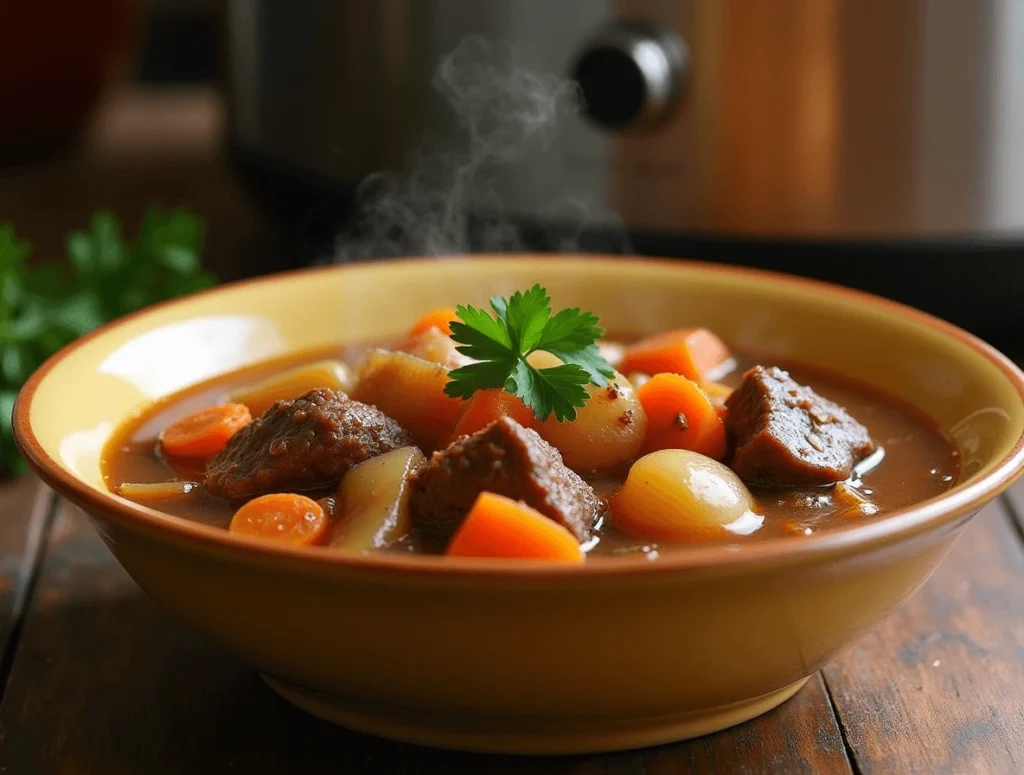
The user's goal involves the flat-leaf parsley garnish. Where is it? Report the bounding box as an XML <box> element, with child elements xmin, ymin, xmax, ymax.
<box><xmin>443</xmin><ymin>285</ymin><xmax>615</xmax><ymax>422</ymax></box>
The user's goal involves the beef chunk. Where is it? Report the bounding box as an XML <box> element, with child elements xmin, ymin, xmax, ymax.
<box><xmin>725</xmin><ymin>366</ymin><xmax>875</xmax><ymax>486</ymax></box>
<box><xmin>205</xmin><ymin>388</ymin><xmax>413</xmax><ymax>500</ymax></box>
<box><xmin>410</xmin><ymin>417</ymin><xmax>601</xmax><ymax>542</ymax></box>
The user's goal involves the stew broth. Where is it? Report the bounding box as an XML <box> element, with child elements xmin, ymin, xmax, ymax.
<box><xmin>102</xmin><ymin>342</ymin><xmax>959</xmax><ymax>557</ymax></box>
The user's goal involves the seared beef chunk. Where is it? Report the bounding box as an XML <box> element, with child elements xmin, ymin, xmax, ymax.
<box><xmin>726</xmin><ymin>366</ymin><xmax>875</xmax><ymax>486</ymax></box>
<box><xmin>410</xmin><ymin>417</ymin><xmax>601</xmax><ymax>542</ymax></box>
<box><xmin>205</xmin><ymin>388</ymin><xmax>413</xmax><ymax>500</ymax></box>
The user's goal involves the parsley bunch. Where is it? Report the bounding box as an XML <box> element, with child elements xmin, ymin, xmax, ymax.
<box><xmin>0</xmin><ymin>208</ymin><xmax>214</xmax><ymax>476</ymax></box>
<box><xmin>444</xmin><ymin>285</ymin><xmax>615</xmax><ymax>421</ymax></box>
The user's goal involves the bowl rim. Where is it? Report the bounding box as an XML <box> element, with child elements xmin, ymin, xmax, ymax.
<box><xmin>14</xmin><ymin>255</ymin><xmax>1024</xmax><ymax>578</ymax></box>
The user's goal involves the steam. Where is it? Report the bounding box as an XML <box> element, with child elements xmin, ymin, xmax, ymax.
<box><xmin>333</xmin><ymin>36</ymin><xmax>630</xmax><ymax>260</ymax></box>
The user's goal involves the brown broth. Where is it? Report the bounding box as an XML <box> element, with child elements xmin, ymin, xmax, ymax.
<box><xmin>101</xmin><ymin>344</ymin><xmax>959</xmax><ymax>556</ymax></box>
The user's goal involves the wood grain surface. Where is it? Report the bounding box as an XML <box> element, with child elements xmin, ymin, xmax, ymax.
<box><xmin>0</xmin><ymin>479</ymin><xmax>53</xmax><ymax>677</ymax></box>
<box><xmin>1003</xmin><ymin>480</ymin><xmax>1024</xmax><ymax>541</ymax></box>
<box><xmin>823</xmin><ymin>499</ymin><xmax>1024</xmax><ymax>775</ymax></box>
<box><xmin>0</xmin><ymin>497</ymin><xmax>853</xmax><ymax>775</ymax></box>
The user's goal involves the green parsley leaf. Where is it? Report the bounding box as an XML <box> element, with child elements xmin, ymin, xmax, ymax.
<box><xmin>0</xmin><ymin>227</ymin><xmax>31</xmax><ymax>321</ymax></box>
<box><xmin>537</xmin><ymin>306</ymin><xmax>615</xmax><ymax>386</ymax></box>
<box><xmin>537</xmin><ymin>307</ymin><xmax>605</xmax><ymax>352</ymax></box>
<box><xmin>0</xmin><ymin>208</ymin><xmax>214</xmax><ymax>477</ymax></box>
<box><xmin>449</xmin><ymin>303</ymin><xmax>514</xmax><ymax>360</ymax></box>
<box><xmin>444</xmin><ymin>285</ymin><xmax>615</xmax><ymax>422</ymax></box>
<box><xmin>545</xmin><ymin>343</ymin><xmax>615</xmax><ymax>386</ymax></box>
<box><xmin>444</xmin><ymin>358</ymin><xmax>519</xmax><ymax>399</ymax></box>
<box><xmin>495</xmin><ymin>284</ymin><xmax>550</xmax><ymax>353</ymax></box>
<box><xmin>0</xmin><ymin>389</ymin><xmax>25</xmax><ymax>476</ymax></box>
<box><xmin>506</xmin><ymin>360</ymin><xmax>592</xmax><ymax>422</ymax></box>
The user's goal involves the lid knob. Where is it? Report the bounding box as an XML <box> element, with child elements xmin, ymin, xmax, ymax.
<box><xmin>571</xmin><ymin>22</ymin><xmax>687</xmax><ymax>130</ymax></box>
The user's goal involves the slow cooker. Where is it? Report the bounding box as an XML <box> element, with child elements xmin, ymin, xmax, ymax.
<box><xmin>223</xmin><ymin>0</ymin><xmax>1024</xmax><ymax>348</ymax></box>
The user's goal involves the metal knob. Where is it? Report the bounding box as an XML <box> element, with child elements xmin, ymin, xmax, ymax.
<box><xmin>571</xmin><ymin>22</ymin><xmax>687</xmax><ymax>131</ymax></box>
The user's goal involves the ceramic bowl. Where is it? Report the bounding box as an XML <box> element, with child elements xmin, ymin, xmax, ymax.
<box><xmin>14</xmin><ymin>257</ymin><xmax>1024</xmax><ymax>754</ymax></box>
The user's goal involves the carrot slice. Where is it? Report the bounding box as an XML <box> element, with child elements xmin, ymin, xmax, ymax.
<box><xmin>447</xmin><ymin>492</ymin><xmax>584</xmax><ymax>563</ymax></box>
<box><xmin>229</xmin><ymin>493</ymin><xmax>328</xmax><ymax>546</ymax></box>
<box><xmin>636</xmin><ymin>373</ymin><xmax>727</xmax><ymax>458</ymax></box>
<box><xmin>160</xmin><ymin>403</ymin><xmax>252</xmax><ymax>458</ymax></box>
<box><xmin>407</xmin><ymin>307</ymin><xmax>458</xmax><ymax>338</ymax></box>
<box><xmin>450</xmin><ymin>389</ymin><xmax>539</xmax><ymax>440</ymax></box>
<box><xmin>620</xmin><ymin>328</ymin><xmax>734</xmax><ymax>382</ymax></box>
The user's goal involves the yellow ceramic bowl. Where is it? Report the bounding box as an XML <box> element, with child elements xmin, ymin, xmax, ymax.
<box><xmin>14</xmin><ymin>257</ymin><xmax>1024</xmax><ymax>754</ymax></box>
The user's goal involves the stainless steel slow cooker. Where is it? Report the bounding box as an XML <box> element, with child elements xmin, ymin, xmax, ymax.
<box><xmin>223</xmin><ymin>0</ymin><xmax>1024</xmax><ymax>346</ymax></box>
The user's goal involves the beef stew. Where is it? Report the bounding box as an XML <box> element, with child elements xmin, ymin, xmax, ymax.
<box><xmin>101</xmin><ymin>298</ymin><xmax>959</xmax><ymax>561</ymax></box>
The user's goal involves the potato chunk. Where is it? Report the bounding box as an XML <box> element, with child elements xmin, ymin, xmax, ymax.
<box><xmin>352</xmin><ymin>349</ymin><xmax>465</xmax><ymax>451</ymax></box>
<box><xmin>327</xmin><ymin>446</ymin><xmax>426</xmax><ymax>551</ymax></box>
<box><xmin>229</xmin><ymin>360</ymin><xmax>355</xmax><ymax>417</ymax></box>
<box><xmin>397</xmin><ymin>326</ymin><xmax>470</xmax><ymax>369</ymax></box>
<box><xmin>539</xmin><ymin>372</ymin><xmax>647</xmax><ymax>472</ymax></box>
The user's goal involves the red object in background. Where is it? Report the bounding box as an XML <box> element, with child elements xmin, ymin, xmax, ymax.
<box><xmin>0</xmin><ymin>0</ymin><xmax>136</xmax><ymax>165</ymax></box>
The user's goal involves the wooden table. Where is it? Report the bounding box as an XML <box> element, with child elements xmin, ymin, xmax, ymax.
<box><xmin>0</xmin><ymin>476</ymin><xmax>1022</xmax><ymax>774</ymax></box>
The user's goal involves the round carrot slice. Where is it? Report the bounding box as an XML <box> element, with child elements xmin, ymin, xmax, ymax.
<box><xmin>229</xmin><ymin>493</ymin><xmax>328</xmax><ymax>546</ymax></box>
<box><xmin>159</xmin><ymin>403</ymin><xmax>252</xmax><ymax>458</ymax></box>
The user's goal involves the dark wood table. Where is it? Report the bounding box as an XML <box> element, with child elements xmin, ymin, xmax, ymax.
<box><xmin>0</xmin><ymin>476</ymin><xmax>1022</xmax><ymax>774</ymax></box>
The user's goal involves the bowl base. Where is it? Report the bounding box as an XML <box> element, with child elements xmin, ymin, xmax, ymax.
<box><xmin>261</xmin><ymin>674</ymin><xmax>810</xmax><ymax>755</ymax></box>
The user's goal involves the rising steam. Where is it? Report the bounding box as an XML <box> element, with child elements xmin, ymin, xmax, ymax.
<box><xmin>333</xmin><ymin>36</ymin><xmax>629</xmax><ymax>260</ymax></box>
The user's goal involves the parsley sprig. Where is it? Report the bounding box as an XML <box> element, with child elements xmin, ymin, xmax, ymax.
<box><xmin>443</xmin><ymin>285</ymin><xmax>615</xmax><ymax>422</ymax></box>
<box><xmin>0</xmin><ymin>208</ymin><xmax>214</xmax><ymax>476</ymax></box>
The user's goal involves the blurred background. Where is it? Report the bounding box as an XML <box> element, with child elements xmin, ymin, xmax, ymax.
<box><xmin>2</xmin><ymin>0</ymin><xmax>1023</xmax><ymax>346</ymax></box>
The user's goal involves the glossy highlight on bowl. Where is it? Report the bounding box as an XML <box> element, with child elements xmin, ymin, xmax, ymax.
<box><xmin>14</xmin><ymin>257</ymin><xmax>1024</xmax><ymax>753</ymax></box>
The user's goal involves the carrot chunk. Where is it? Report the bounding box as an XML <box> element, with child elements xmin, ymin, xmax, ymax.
<box><xmin>407</xmin><ymin>307</ymin><xmax>458</xmax><ymax>338</ymax></box>
<box><xmin>620</xmin><ymin>328</ymin><xmax>734</xmax><ymax>382</ymax></box>
<box><xmin>450</xmin><ymin>389</ymin><xmax>539</xmax><ymax>441</ymax></box>
<box><xmin>159</xmin><ymin>403</ymin><xmax>251</xmax><ymax>458</ymax></box>
<box><xmin>446</xmin><ymin>492</ymin><xmax>584</xmax><ymax>563</ymax></box>
<box><xmin>229</xmin><ymin>493</ymin><xmax>328</xmax><ymax>546</ymax></box>
<box><xmin>636</xmin><ymin>373</ymin><xmax>727</xmax><ymax>459</ymax></box>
